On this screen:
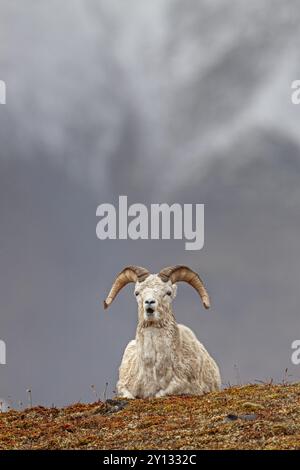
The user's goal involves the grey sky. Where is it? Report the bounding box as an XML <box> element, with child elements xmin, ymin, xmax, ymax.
<box><xmin>0</xmin><ymin>0</ymin><xmax>300</xmax><ymax>408</ymax></box>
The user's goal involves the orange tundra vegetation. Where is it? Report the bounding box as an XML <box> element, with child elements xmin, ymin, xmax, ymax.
<box><xmin>0</xmin><ymin>383</ymin><xmax>299</xmax><ymax>450</ymax></box>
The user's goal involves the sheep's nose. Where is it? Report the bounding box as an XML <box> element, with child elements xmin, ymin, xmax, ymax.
<box><xmin>144</xmin><ymin>298</ymin><xmax>156</xmax><ymax>316</ymax></box>
<box><xmin>144</xmin><ymin>299</ymin><xmax>156</xmax><ymax>306</ymax></box>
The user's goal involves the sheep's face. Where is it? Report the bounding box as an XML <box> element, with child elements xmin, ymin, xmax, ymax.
<box><xmin>134</xmin><ymin>274</ymin><xmax>177</xmax><ymax>324</ymax></box>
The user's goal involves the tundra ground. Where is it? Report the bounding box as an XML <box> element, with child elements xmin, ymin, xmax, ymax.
<box><xmin>0</xmin><ymin>383</ymin><xmax>299</xmax><ymax>450</ymax></box>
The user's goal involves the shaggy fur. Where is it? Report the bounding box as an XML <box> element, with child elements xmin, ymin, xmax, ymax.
<box><xmin>116</xmin><ymin>274</ymin><xmax>221</xmax><ymax>398</ymax></box>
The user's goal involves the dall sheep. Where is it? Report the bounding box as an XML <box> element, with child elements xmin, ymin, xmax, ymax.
<box><xmin>104</xmin><ymin>265</ymin><xmax>221</xmax><ymax>398</ymax></box>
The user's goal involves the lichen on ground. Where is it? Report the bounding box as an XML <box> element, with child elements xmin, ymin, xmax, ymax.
<box><xmin>0</xmin><ymin>383</ymin><xmax>299</xmax><ymax>450</ymax></box>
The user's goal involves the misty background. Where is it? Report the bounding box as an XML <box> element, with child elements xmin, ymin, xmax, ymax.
<box><xmin>0</xmin><ymin>0</ymin><xmax>300</xmax><ymax>408</ymax></box>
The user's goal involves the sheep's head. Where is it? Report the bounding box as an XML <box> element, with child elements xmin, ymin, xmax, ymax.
<box><xmin>104</xmin><ymin>265</ymin><xmax>210</xmax><ymax>325</ymax></box>
<box><xmin>134</xmin><ymin>274</ymin><xmax>177</xmax><ymax>323</ymax></box>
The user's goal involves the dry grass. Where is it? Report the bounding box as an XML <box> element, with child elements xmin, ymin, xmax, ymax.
<box><xmin>0</xmin><ymin>383</ymin><xmax>300</xmax><ymax>450</ymax></box>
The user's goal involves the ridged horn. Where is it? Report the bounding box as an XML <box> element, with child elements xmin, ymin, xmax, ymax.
<box><xmin>104</xmin><ymin>266</ymin><xmax>150</xmax><ymax>309</ymax></box>
<box><xmin>158</xmin><ymin>265</ymin><xmax>210</xmax><ymax>309</ymax></box>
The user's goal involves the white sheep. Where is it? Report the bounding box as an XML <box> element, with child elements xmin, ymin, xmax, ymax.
<box><xmin>104</xmin><ymin>265</ymin><xmax>221</xmax><ymax>398</ymax></box>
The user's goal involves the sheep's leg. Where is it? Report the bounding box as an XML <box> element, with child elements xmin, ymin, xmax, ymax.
<box><xmin>155</xmin><ymin>378</ymin><xmax>185</xmax><ymax>398</ymax></box>
<box><xmin>118</xmin><ymin>387</ymin><xmax>135</xmax><ymax>399</ymax></box>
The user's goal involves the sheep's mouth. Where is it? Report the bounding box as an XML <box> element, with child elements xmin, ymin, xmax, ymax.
<box><xmin>146</xmin><ymin>307</ymin><xmax>155</xmax><ymax>315</ymax></box>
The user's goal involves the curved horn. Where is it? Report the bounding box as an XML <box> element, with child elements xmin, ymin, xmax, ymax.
<box><xmin>158</xmin><ymin>265</ymin><xmax>210</xmax><ymax>309</ymax></box>
<box><xmin>104</xmin><ymin>266</ymin><xmax>150</xmax><ymax>309</ymax></box>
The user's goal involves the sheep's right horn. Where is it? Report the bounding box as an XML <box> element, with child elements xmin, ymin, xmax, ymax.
<box><xmin>104</xmin><ymin>266</ymin><xmax>150</xmax><ymax>309</ymax></box>
<box><xmin>159</xmin><ymin>265</ymin><xmax>210</xmax><ymax>309</ymax></box>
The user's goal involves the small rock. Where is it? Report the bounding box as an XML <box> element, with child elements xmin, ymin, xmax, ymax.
<box><xmin>105</xmin><ymin>399</ymin><xmax>129</xmax><ymax>414</ymax></box>
<box><xmin>225</xmin><ymin>412</ymin><xmax>258</xmax><ymax>423</ymax></box>
<box><xmin>239</xmin><ymin>413</ymin><xmax>257</xmax><ymax>421</ymax></box>
<box><xmin>225</xmin><ymin>414</ymin><xmax>239</xmax><ymax>422</ymax></box>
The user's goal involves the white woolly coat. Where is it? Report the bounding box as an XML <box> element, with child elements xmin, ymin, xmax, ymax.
<box><xmin>117</xmin><ymin>316</ymin><xmax>221</xmax><ymax>399</ymax></box>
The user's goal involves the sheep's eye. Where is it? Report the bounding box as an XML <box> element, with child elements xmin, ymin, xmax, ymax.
<box><xmin>166</xmin><ymin>291</ymin><xmax>172</xmax><ymax>296</ymax></box>
<box><xmin>135</xmin><ymin>291</ymin><xmax>139</xmax><ymax>296</ymax></box>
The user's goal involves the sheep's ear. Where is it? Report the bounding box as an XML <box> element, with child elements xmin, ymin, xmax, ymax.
<box><xmin>158</xmin><ymin>265</ymin><xmax>210</xmax><ymax>309</ymax></box>
<box><xmin>104</xmin><ymin>266</ymin><xmax>150</xmax><ymax>309</ymax></box>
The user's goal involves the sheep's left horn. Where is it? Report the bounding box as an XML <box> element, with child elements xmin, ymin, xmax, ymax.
<box><xmin>104</xmin><ymin>266</ymin><xmax>150</xmax><ymax>309</ymax></box>
<box><xmin>158</xmin><ymin>265</ymin><xmax>210</xmax><ymax>309</ymax></box>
